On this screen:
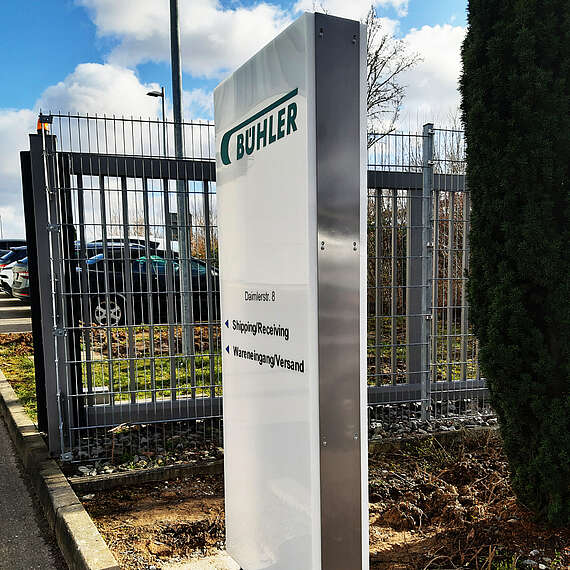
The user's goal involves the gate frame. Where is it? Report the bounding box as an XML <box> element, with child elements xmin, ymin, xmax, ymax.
<box><xmin>23</xmin><ymin>128</ymin><xmax>220</xmax><ymax>457</ymax></box>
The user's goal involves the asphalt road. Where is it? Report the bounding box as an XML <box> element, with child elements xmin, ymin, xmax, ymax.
<box><xmin>0</xmin><ymin>293</ymin><xmax>32</xmax><ymax>333</ymax></box>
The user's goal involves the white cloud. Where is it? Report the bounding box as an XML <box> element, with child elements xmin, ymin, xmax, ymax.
<box><xmin>0</xmin><ymin>63</ymin><xmax>216</xmax><ymax>238</ymax></box>
<box><xmin>183</xmin><ymin>88</ymin><xmax>214</xmax><ymax>121</ymax></box>
<box><xmin>0</xmin><ymin>110</ymin><xmax>36</xmax><ymax>180</ymax></box>
<box><xmin>0</xmin><ymin>110</ymin><xmax>36</xmax><ymax>238</ymax></box>
<box><xmin>294</xmin><ymin>0</ymin><xmax>407</xmax><ymax>19</ymax></box>
<box><xmin>77</xmin><ymin>0</ymin><xmax>292</xmax><ymax>78</ymax></box>
<box><xmin>0</xmin><ymin>63</ymin><xmax>166</xmax><ymax>238</ymax></box>
<box><xmin>398</xmin><ymin>24</ymin><xmax>466</xmax><ymax>129</ymax></box>
<box><xmin>40</xmin><ymin>63</ymin><xmax>162</xmax><ymax>118</ymax></box>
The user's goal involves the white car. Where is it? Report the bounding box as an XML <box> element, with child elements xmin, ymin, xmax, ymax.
<box><xmin>0</xmin><ymin>261</ymin><xmax>16</xmax><ymax>296</ymax></box>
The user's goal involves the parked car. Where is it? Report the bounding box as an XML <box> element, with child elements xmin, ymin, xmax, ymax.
<box><xmin>81</xmin><ymin>254</ymin><xmax>219</xmax><ymax>326</ymax></box>
<box><xmin>0</xmin><ymin>247</ymin><xmax>28</xmax><ymax>295</ymax></box>
<box><xmin>0</xmin><ymin>246</ymin><xmax>27</xmax><ymax>269</ymax></box>
<box><xmin>74</xmin><ymin>239</ymin><xmax>170</xmax><ymax>260</ymax></box>
<box><xmin>75</xmin><ymin>239</ymin><xmax>147</xmax><ymax>258</ymax></box>
<box><xmin>0</xmin><ymin>261</ymin><xmax>17</xmax><ymax>295</ymax></box>
<box><xmin>11</xmin><ymin>257</ymin><xmax>30</xmax><ymax>302</ymax></box>
<box><xmin>0</xmin><ymin>239</ymin><xmax>26</xmax><ymax>257</ymax></box>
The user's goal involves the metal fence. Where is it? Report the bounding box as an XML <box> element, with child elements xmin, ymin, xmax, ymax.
<box><xmin>23</xmin><ymin>114</ymin><xmax>222</xmax><ymax>462</ymax></box>
<box><xmin>366</xmin><ymin>126</ymin><xmax>488</xmax><ymax>433</ymax></box>
<box><xmin>22</xmin><ymin>115</ymin><xmax>489</xmax><ymax>462</ymax></box>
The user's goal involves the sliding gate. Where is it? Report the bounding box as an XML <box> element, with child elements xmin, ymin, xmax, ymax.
<box><xmin>22</xmin><ymin>115</ymin><xmax>221</xmax><ymax>459</ymax></box>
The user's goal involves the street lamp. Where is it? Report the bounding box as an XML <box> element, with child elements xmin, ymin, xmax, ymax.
<box><xmin>147</xmin><ymin>86</ymin><xmax>167</xmax><ymax>157</ymax></box>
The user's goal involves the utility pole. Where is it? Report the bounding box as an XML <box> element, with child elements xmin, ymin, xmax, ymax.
<box><xmin>170</xmin><ymin>0</ymin><xmax>193</xmax><ymax>355</ymax></box>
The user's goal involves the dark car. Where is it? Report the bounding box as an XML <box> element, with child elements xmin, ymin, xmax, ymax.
<box><xmin>11</xmin><ymin>257</ymin><xmax>30</xmax><ymax>302</ymax></box>
<box><xmin>75</xmin><ymin>239</ymin><xmax>156</xmax><ymax>259</ymax></box>
<box><xmin>81</xmin><ymin>254</ymin><xmax>219</xmax><ymax>326</ymax></box>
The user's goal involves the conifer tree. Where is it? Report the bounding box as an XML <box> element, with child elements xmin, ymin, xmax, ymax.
<box><xmin>460</xmin><ymin>0</ymin><xmax>569</xmax><ymax>525</ymax></box>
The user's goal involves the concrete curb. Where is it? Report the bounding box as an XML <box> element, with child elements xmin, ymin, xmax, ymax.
<box><xmin>0</xmin><ymin>370</ymin><xmax>119</xmax><ymax>570</ymax></box>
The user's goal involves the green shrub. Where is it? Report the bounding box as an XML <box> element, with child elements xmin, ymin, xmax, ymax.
<box><xmin>460</xmin><ymin>0</ymin><xmax>569</xmax><ymax>525</ymax></box>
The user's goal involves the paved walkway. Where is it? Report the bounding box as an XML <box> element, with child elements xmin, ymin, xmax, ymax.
<box><xmin>0</xmin><ymin>293</ymin><xmax>32</xmax><ymax>333</ymax></box>
<box><xmin>0</xmin><ymin>416</ymin><xmax>66</xmax><ymax>569</ymax></box>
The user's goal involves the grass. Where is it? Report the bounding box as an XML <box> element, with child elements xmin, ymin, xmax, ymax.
<box><xmin>0</xmin><ymin>334</ymin><xmax>37</xmax><ymax>422</ymax></box>
<box><xmin>2</xmin><ymin>319</ymin><xmax>477</xmax><ymax>422</ymax></box>
<box><xmin>77</xmin><ymin>324</ymin><xmax>222</xmax><ymax>402</ymax></box>
<box><xmin>367</xmin><ymin>318</ymin><xmax>480</xmax><ymax>384</ymax></box>
<box><xmin>86</xmin><ymin>353</ymin><xmax>223</xmax><ymax>402</ymax></box>
<box><xmin>0</xmin><ymin>329</ymin><xmax>222</xmax><ymax>423</ymax></box>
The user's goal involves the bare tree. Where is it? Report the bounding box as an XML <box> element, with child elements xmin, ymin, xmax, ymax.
<box><xmin>108</xmin><ymin>210</ymin><xmax>147</xmax><ymax>239</ymax></box>
<box><xmin>366</xmin><ymin>6</ymin><xmax>420</xmax><ymax>145</ymax></box>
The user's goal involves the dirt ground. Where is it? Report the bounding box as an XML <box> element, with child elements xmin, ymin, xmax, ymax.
<box><xmin>82</xmin><ymin>430</ymin><xmax>569</xmax><ymax>570</ymax></box>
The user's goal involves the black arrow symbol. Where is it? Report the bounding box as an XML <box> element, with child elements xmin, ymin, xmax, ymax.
<box><xmin>225</xmin><ymin>345</ymin><xmax>230</xmax><ymax>354</ymax></box>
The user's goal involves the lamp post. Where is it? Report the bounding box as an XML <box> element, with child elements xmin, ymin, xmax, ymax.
<box><xmin>147</xmin><ymin>87</ymin><xmax>167</xmax><ymax>157</ymax></box>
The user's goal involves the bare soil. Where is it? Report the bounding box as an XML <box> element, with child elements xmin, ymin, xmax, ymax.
<box><xmin>83</xmin><ymin>430</ymin><xmax>569</xmax><ymax>570</ymax></box>
<box><xmin>83</xmin><ymin>474</ymin><xmax>226</xmax><ymax>568</ymax></box>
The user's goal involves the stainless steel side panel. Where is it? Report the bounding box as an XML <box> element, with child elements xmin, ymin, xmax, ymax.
<box><xmin>315</xmin><ymin>13</ymin><xmax>365</xmax><ymax>570</ymax></box>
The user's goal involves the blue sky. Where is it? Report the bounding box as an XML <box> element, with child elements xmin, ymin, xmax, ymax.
<box><xmin>0</xmin><ymin>0</ymin><xmax>467</xmax><ymax>236</ymax></box>
<box><xmin>1</xmin><ymin>0</ymin><xmax>466</xmax><ymax>112</ymax></box>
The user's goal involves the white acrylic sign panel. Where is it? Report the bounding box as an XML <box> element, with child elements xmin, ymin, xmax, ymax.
<box><xmin>215</xmin><ymin>14</ymin><xmax>320</xmax><ymax>570</ymax></box>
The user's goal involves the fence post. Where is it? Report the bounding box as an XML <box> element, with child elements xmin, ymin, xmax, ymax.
<box><xmin>421</xmin><ymin>123</ymin><xmax>434</xmax><ymax>420</ymax></box>
<box><xmin>374</xmin><ymin>188</ymin><xmax>382</xmax><ymax>385</ymax></box>
<box><xmin>28</xmin><ymin>129</ymin><xmax>64</xmax><ymax>455</ymax></box>
<box><xmin>21</xmin><ymin>150</ymin><xmax>48</xmax><ymax>433</ymax></box>
<box><xmin>406</xmin><ymin>184</ymin><xmax>423</xmax><ymax>386</ymax></box>
<box><xmin>460</xmin><ymin>189</ymin><xmax>471</xmax><ymax>382</ymax></box>
<box><xmin>202</xmin><ymin>181</ymin><xmax>217</xmax><ymax>400</ymax></box>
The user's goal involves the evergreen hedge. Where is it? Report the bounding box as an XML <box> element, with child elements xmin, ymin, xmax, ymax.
<box><xmin>460</xmin><ymin>0</ymin><xmax>569</xmax><ymax>525</ymax></box>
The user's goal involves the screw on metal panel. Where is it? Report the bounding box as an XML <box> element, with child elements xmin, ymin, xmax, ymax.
<box><xmin>46</xmin><ymin>223</ymin><xmax>60</xmax><ymax>232</ymax></box>
<box><xmin>53</xmin><ymin>328</ymin><xmax>67</xmax><ymax>337</ymax></box>
<box><xmin>426</xmin><ymin>241</ymin><xmax>434</xmax><ymax>248</ymax></box>
<box><xmin>427</xmin><ymin>160</ymin><xmax>435</xmax><ymax>166</ymax></box>
<box><xmin>320</xmin><ymin>241</ymin><xmax>325</xmax><ymax>251</ymax></box>
<box><xmin>352</xmin><ymin>34</ymin><xmax>357</xmax><ymax>44</ymax></box>
<box><xmin>353</xmin><ymin>241</ymin><xmax>357</xmax><ymax>251</ymax></box>
<box><xmin>425</xmin><ymin>314</ymin><xmax>433</xmax><ymax>321</ymax></box>
<box><xmin>353</xmin><ymin>433</ymin><xmax>359</xmax><ymax>440</ymax></box>
<box><xmin>60</xmin><ymin>452</ymin><xmax>73</xmax><ymax>461</ymax></box>
<box><xmin>319</xmin><ymin>27</ymin><xmax>324</xmax><ymax>39</ymax></box>
<box><xmin>322</xmin><ymin>440</ymin><xmax>327</xmax><ymax>447</ymax></box>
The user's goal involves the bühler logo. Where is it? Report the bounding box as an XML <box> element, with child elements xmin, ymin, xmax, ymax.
<box><xmin>220</xmin><ymin>88</ymin><xmax>298</xmax><ymax>165</ymax></box>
